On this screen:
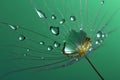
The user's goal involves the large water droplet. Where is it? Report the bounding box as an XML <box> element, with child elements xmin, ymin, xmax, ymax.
<box><xmin>39</xmin><ymin>41</ymin><xmax>45</xmax><ymax>45</ymax></box>
<box><xmin>59</xmin><ymin>19</ymin><xmax>65</xmax><ymax>24</ymax></box>
<box><xmin>54</xmin><ymin>41</ymin><xmax>60</xmax><ymax>48</ymax></box>
<box><xmin>47</xmin><ymin>46</ymin><xmax>53</xmax><ymax>51</ymax></box>
<box><xmin>70</xmin><ymin>16</ymin><xmax>76</xmax><ymax>21</ymax></box>
<box><xmin>35</xmin><ymin>8</ymin><xmax>47</xmax><ymax>19</ymax></box>
<box><xmin>50</xmin><ymin>26</ymin><xmax>59</xmax><ymax>36</ymax></box>
<box><xmin>9</xmin><ymin>25</ymin><xmax>18</xmax><ymax>30</ymax></box>
<box><xmin>19</xmin><ymin>35</ymin><xmax>26</xmax><ymax>41</ymax></box>
<box><xmin>51</xmin><ymin>15</ymin><xmax>56</xmax><ymax>20</ymax></box>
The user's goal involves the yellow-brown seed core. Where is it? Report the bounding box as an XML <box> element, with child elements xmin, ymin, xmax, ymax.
<box><xmin>79</xmin><ymin>38</ymin><xmax>92</xmax><ymax>56</ymax></box>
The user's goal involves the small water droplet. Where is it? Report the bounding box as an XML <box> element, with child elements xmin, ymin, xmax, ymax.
<box><xmin>9</xmin><ymin>25</ymin><xmax>18</xmax><ymax>30</ymax></box>
<box><xmin>80</xmin><ymin>27</ymin><xmax>83</xmax><ymax>30</ymax></box>
<box><xmin>18</xmin><ymin>35</ymin><xmax>26</xmax><ymax>41</ymax></box>
<box><xmin>102</xmin><ymin>34</ymin><xmax>105</xmax><ymax>38</ymax></box>
<box><xmin>51</xmin><ymin>15</ymin><xmax>56</xmax><ymax>20</ymax></box>
<box><xmin>70</xmin><ymin>16</ymin><xmax>76</xmax><ymax>21</ymax></box>
<box><xmin>59</xmin><ymin>19</ymin><xmax>65</xmax><ymax>24</ymax></box>
<box><xmin>89</xmin><ymin>47</ymin><xmax>93</xmax><ymax>52</ymax></box>
<box><xmin>101</xmin><ymin>0</ymin><xmax>104</xmax><ymax>5</ymax></box>
<box><xmin>102</xmin><ymin>33</ymin><xmax>108</xmax><ymax>38</ymax></box>
<box><xmin>75</xmin><ymin>58</ymin><xmax>79</xmax><ymax>61</ymax></box>
<box><xmin>54</xmin><ymin>41</ymin><xmax>60</xmax><ymax>48</ymax></box>
<box><xmin>50</xmin><ymin>26</ymin><xmax>59</xmax><ymax>36</ymax></box>
<box><xmin>24</xmin><ymin>54</ymin><xmax>27</xmax><ymax>56</ymax></box>
<box><xmin>96</xmin><ymin>31</ymin><xmax>103</xmax><ymax>38</ymax></box>
<box><xmin>27</xmin><ymin>49</ymin><xmax>30</xmax><ymax>52</ymax></box>
<box><xmin>95</xmin><ymin>39</ymin><xmax>103</xmax><ymax>45</ymax></box>
<box><xmin>47</xmin><ymin>46</ymin><xmax>53</xmax><ymax>51</ymax></box>
<box><xmin>41</xmin><ymin>57</ymin><xmax>44</xmax><ymax>60</ymax></box>
<box><xmin>95</xmin><ymin>41</ymin><xmax>99</xmax><ymax>45</ymax></box>
<box><xmin>35</xmin><ymin>8</ymin><xmax>47</xmax><ymax>19</ymax></box>
<box><xmin>39</xmin><ymin>41</ymin><xmax>45</xmax><ymax>45</ymax></box>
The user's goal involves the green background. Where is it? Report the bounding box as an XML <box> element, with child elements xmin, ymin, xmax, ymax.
<box><xmin>0</xmin><ymin>0</ymin><xmax>120</xmax><ymax>80</ymax></box>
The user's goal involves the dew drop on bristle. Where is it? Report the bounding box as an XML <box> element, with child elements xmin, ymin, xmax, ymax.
<box><xmin>89</xmin><ymin>47</ymin><xmax>93</xmax><ymax>52</ymax></box>
<box><xmin>24</xmin><ymin>53</ymin><xmax>27</xmax><ymax>57</ymax></box>
<box><xmin>47</xmin><ymin>46</ymin><xmax>53</xmax><ymax>51</ymax></box>
<box><xmin>50</xmin><ymin>26</ymin><xmax>59</xmax><ymax>36</ymax></box>
<box><xmin>18</xmin><ymin>35</ymin><xmax>26</xmax><ymax>41</ymax></box>
<box><xmin>54</xmin><ymin>41</ymin><xmax>60</xmax><ymax>48</ymax></box>
<box><xmin>80</xmin><ymin>27</ymin><xmax>83</xmax><ymax>30</ymax></box>
<box><xmin>95</xmin><ymin>39</ymin><xmax>103</xmax><ymax>45</ymax></box>
<box><xmin>27</xmin><ymin>48</ymin><xmax>30</xmax><ymax>52</ymax></box>
<box><xmin>9</xmin><ymin>25</ymin><xmax>18</xmax><ymax>30</ymax></box>
<box><xmin>70</xmin><ymin>16</ymin><xmax>76</xmax><ymax>21</ymax></box>
<box><xmin>41</xmin><ymin>57</ymin><xmax>44</xmax><ymax>60</ymax></box>
<box><xmin>101</xmin><ymin>0</ymin><xmax>104</xmax><ymax>5</ymax></box>
<box><xmin>59</xmin><ymin>19</ymin><xmax>65</xmax><ymax>24</ymax></box>
<box><xmin>95</xmin><ymin>41</ymin><xmax>99</xmax><ymax>45</ymax></box>
<box><xmin>35</xmin><ymin>8</ymin><xmax>47</xmax><ymax>19</ymax></box>
<box><xmin>96</xmin><ymin>31</ymin><xmax>103</xmax><ymax>38</ymax></box>
<box><xmin>39</xmin><ymin>41</ymin><xmax>45</xmax><ymax>45</ymax></box>
<box><xmin>51</xmin><ymin>15</ymin><xmax>56</xmax><ymax>20</ymax></box>
<box><xmin>96</xmin><ymin>31</ymin><xmax>107</xmax><ymax>40</ymax></box>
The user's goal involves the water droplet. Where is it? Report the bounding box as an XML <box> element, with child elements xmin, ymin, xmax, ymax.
<box><xmin>75</xmin><ymin>58</ymin><xmax>79</xmax><ymax>61</ymax></box>
<box><xmin>50</xmin><ymin>26</ymin><xmax>59</xmax><ymax>36</ymax></box>
<box><xmin>47</xmin><ymin>46</ymin><xmax>53</xmax><ymax>51</ymax></box>
<box><xmin>95</xmin><ymin>41</ymin><xmax>99</xmax><ymax>44</ymax></box>
<box><xmin>96</xmin><ymin>31</ymin><xmax>103</xmax><ymax>38</ymax></box>
<box><xmin>102</xmin><ymin>33</ymin><xmax>108</xmax><ymax>38</ymax></box>
<box><xmin>18</xmin><ymin>35</ymin><xmax>26</xmax><ymax>41</ymax></box>
<box><xmin>59</xmin><ymin>19</ymin><xmax>65</xmax><ymax>24</ymax></box>
<box><xmin>27</xmin><ymin>49</ymin><xmax>30</xmax><ymax>52</ymax></box>
<box><xmin>39</xmin><ymin>41</ymin><xmax>45</xmax><ymax>45</ymax></box>
<box><xmin>24</xmin><ymin>53</ymin><xmax>27</xmax><ymax>56</ymax></box>
<box><xmin>51</xmin><ymin>15</ymin><xmax>56</xmax><ymax>20</ymax></box>
<box><xmin>95</xmin><ymin>39</ymin><xmax>103</xmax><ymax>45</ymax></box>
<box><xmin>89</xmin><ymin>47</ymin><xmax>93</xmax><ymax>52</ymax></box>
<box><xmin>54</xmin><ymin>41</ymin><xmax>60</xmax><ymax>48</ymax></box>
<box><xmin>80</xmin><ymin>27</ymin><xmax>83</xmax><ymax>30</ymax></box>
<box><xmin>41</xmin><ymin>57</ymin><xmax>44</xmax><ymax>60</ymax></box>
<box><xmin>101</xmin><ymin>0</ymin><xmax>104</xmax><ymax>5</ymax></box>
<box><xmin>35</xmin><ymin>8</ymin><xmax>47</xmax><ymax>19</ymax></box>
<box><xmin>9</xmin><ymin>25</ymin><xmax>18</xmax><ymax>30</ymax></box>
<box><xmin>70</xmin><ymin>16</ymin><xmax>76</xmax><ymax>21</ymax></box>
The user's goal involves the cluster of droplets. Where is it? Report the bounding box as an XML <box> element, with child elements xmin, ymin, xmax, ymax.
<box><xmin>30</xmin><ymin>9</ymin><xmax>77</xmax><ymax>52</ymax></box>
<box><xmin>35</xmin><ymin>6</ymin><xmax>77</xmax><ymax>36</ymax></box>
<box><xmin>0</xmin><ymin>6</ymin><xmax>77</xmax><ymax>55</ymax></box>
<box><xmin>23</xmin><ymin>48</ymin><xmax>30</xmax><ymax>57</ymax></box>
<box><xmin>95</xmin><ymin>31</ymin><xmax>107</xmax><ymax>45</ymax></box>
